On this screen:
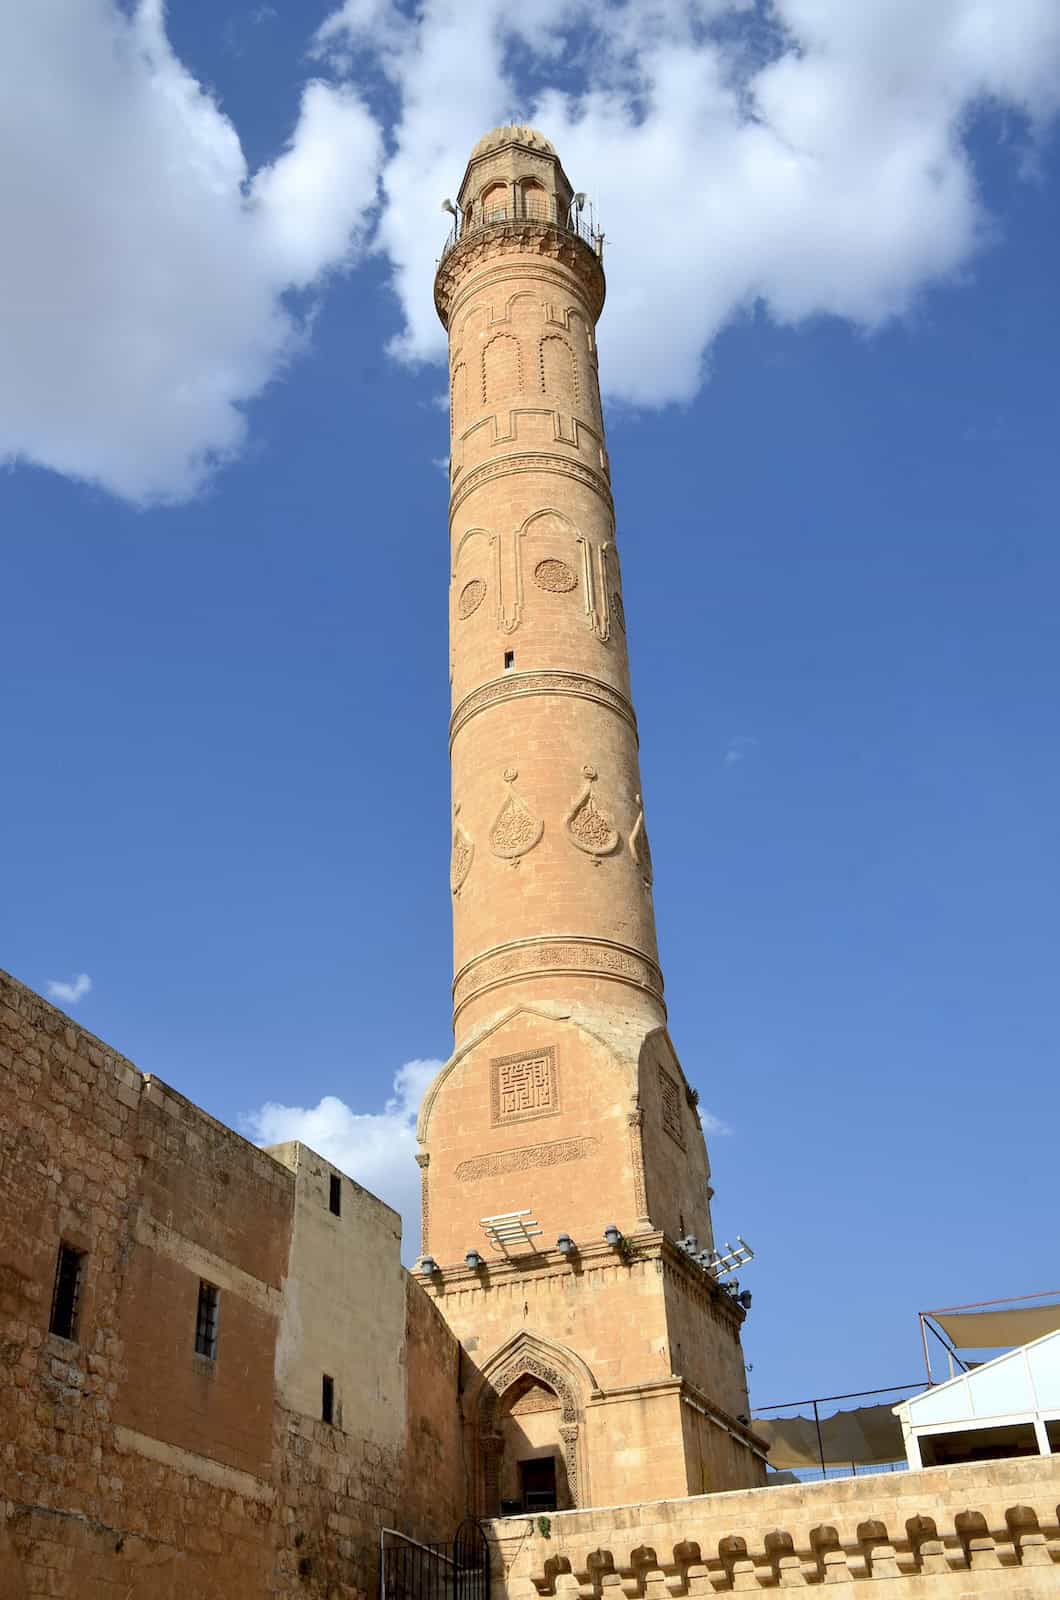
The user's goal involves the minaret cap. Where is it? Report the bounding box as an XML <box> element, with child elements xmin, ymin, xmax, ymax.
<box><xmin>469</xmin><ymin>124</ymin><xmax>557</xmax><ymax>159</ymax></box>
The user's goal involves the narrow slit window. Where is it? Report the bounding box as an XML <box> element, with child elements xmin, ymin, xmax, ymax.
<box><xmin>195</xmin><ymin>1280</ymin><xmax>220</xmax><ymax>1360</ymax></box>
<box><xmin>504</xmin><ymin>651</ymin><xmax>515</xmax><ymax>671</ymax></box>
<box><xmin>329</xmin><ymin>1174</ymin><xmax>341</xmax><ymax>1216</ymax></box>
<box><xmin>49</xmin><ymin>1243</ymin><xmax>84</xmax><ymax>1341</ymax></box>
<box><xmin>322</xmin><ymin>1373</ymin><xmax>335</xmax><ymax>1425</ymax></box>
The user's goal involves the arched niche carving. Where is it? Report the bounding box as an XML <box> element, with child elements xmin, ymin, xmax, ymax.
<box><xmin>468</xmin><ymin>1333</ymin><xmax>594</xmax><ymax>1515</ymax></box>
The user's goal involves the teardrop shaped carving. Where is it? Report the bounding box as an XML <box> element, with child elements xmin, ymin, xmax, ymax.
<box><xmin>450</xmin><ymin>805</ymin><xmax>474</xmax><ymax>895</ymax></box>
<box><xmin>566</xmin><ymin>765</ymin><xmax>620</xmax><ymax>857</ymax></box>
<box><xmin>489</xmin><ymin>769</ymin><xmax>544</xmax><ymax>863</ymax></box>
<box><xmin>630</xmin><ymin>794</ymin><xmax>653</xmax><ymax>886</ymax></box>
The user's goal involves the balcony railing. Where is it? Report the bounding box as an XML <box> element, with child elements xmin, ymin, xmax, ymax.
<box><xmin>439</xmin><ymin>197</ymin><xmax>602</xmax><ymax>262</ymax></box>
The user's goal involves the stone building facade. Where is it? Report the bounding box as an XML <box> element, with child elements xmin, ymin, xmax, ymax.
<box><xmin>3</xmin><ymin>125</ymin><xmax>1059</xmax><ymax>1598</ymax></box>
<box><xmin>0</xmin><ymin>969</ymin><xmax>464</xmax><ymax>1598</ymax></box>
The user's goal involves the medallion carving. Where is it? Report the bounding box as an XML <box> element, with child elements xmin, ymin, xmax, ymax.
<box><xmin>457</xmin><ymin>578</ymin><xmax>487</xmax><ymax>618</ymax></box>
<box><xmin>455</xmin><ymin>1135</ymin><xmax>597</xmax><ymax>1183</ymax></box>
<box><xmin>489</xmin><ymin>768</ymin><xmax>543</xmax><ymax>864</ymax></box>
<box><xmin>533</xmin><ymin>557</ymin><xmax>578</xmax><ymax>593</ymax></box>
<box><xmin>490</xmin><ymin>1046</ymin><xmax>560</xmax><ymax>1126</ymax></box>
<box><xmin>450</xmin><ymin>805</ymin><xmax>474</xmax><ymax>896</ymax></box>
<box><xmin>566</xmin><ymin>765</ymin><xmax>620</xmax><ymax>857</ymax></box>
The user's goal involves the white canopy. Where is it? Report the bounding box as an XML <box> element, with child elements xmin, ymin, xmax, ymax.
<box><xmin>930</xmin><ymin>1303</ymin><xmax>1060</xmax><ymax>1351</ymax></box>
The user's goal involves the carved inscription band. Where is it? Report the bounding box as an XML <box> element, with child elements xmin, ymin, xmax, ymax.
<box><xmin>449</xmin><ymin>451</ymin><xmax>613</xmax><ymax>521</ymax></box>
<box><xmin>453</xmin><ymin>934</ymin><xmax>664</xmax><ymax>1021</ymax></box>
<box><xmin>450</xmin><ymin>670</ymin><xmax>637</xmax><ymax>748</ymax></box>
<box><xmin>455</xmin><ymin>1135</ymin><xmax>598</xmax><ymax>1183</ymax></box>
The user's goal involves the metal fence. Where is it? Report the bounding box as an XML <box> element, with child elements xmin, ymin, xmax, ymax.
<box><xmin>381</xmin><ymin>1521</ymin><xmax>490</xmax><ymax>1600</ymax></box>
<box><xmin>439</xmin><ymin>200</ymin><xmax>601</xmax><ymax>262</ymax></box>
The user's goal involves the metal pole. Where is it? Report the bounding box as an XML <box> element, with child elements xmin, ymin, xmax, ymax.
<box><xmin>920</xmin><ymin>1313</ymin><xmax>933</xmax><ymax>1386</ymax></box>
<box><xmin>813</xmin><ymin>1399</ymin><xmax>826</xmax><ymax>1479</ymax></box>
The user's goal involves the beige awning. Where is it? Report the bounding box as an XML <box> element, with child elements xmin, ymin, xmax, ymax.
<box><xmin>931</xmin><ymin>1304</ymin><xmax>1060</xmax><ymax>1351</ymax></box>
<box><xmin>752</xmin><ymin>1403</ymin><xmax>905</xmax><ymax>1469</ymax></box>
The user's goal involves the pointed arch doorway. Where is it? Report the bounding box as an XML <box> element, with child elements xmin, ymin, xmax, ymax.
<box><xmin>469</xmin><ymin>1335</ymin><xmax>593</xmax><ymax>1517</ymax></box>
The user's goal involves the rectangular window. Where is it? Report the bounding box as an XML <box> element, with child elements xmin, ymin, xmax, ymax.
<box><xmin>329</xmin><ymin>1174</ymin><xmax>342</xmax><ymax>1217</ymax></box>
<box><xmin>195</xmin><ymin>1281</ymin><xmax>220</xmax><ymax>1360</ymax></box>
<box><xmin>49</xmin><ymin>1243</ymin><xmax>84</xmax><ymax>1341</ymax></box>
<box><xmin>504</xmin><ymin>651</ymin><xmax>515</xmax><ymax>671</ymax></box>
<box><xmin>322</xmin><ymin>1373</ymin><xmax>335</xmax><ymax>1425</ymax></box>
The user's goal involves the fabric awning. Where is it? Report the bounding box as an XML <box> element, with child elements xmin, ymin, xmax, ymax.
<box><xmin>752</xmin><ymin>1403</ymin><xmax>906</xmax><ymax>1469</ymax></box>
<box><xmin>931</xmin><ymin>1304</ymin><xmax>1060</xmax><ymax>1351</ymax></box>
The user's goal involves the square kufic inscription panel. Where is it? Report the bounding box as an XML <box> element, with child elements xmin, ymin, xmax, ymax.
<box><xmin>490</xmin><ymin>1046</ymin><xmax>560</xmax><ymax>1126</ymax></box>
<box><xmin>658</xmin><ymin>1065</ymin><xmax>686</xmax><ymax>1148</ymax></box>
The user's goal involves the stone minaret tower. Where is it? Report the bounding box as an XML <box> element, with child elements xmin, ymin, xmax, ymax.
<box><xmin>419</xmin><ymin>127</ymin><xmax>764</xmax><ymax>1515</ymax></box>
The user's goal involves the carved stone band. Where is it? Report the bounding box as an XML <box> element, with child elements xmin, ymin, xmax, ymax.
<box><xmin>455</xmin><ymin>1135</ymin><xmax>598</xmax><ymax>1183</ymax></box>
<box><xmin>449</xmin><ymin>451</ymin><xmax>613</xmax><ymax>521</ymax></box>
<box><xmin>452</xmin><ymin>935</ymin><xmax>664</xmax><ymax>1021</ymax></box>
<box><xmin>450</xmin><ymin>670</ymin><xmax>637</xmax><ymax>748</ymax></box>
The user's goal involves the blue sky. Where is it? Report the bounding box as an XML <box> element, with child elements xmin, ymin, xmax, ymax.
<box><xmin>3</xmin><ymin>0</ymin><xmax>1059</xmax><ymax>1415</ymax></box>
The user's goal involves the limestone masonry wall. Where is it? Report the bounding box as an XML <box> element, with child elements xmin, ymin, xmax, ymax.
<box><xmin>490</xmin><ymin>1454</ymin><xmax>1060</xmax><ymax>1596</ymax></box>
<box><xmin>0</xmin><ymin>969</ymin><xmax>465</xmax><ymax>1598</ymax></box>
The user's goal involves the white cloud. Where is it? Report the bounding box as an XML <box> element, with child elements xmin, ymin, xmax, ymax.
<box><xmin>724</xmin><ymin>735</ymin><xmax>758</xmax><ymax>767</ymax></box>
<box><xmin>0</xmin><ymin>0</ymin><xmax>381</xmax><ymax>504</ymax></box>
<box><xmin>700</xmin><ymin>1107</ymin><xmax>733</xmax><ymax>1137</ymax></box>
<box><xmin>243</xmin><ymin>1057</ymin><xmax>441</xmax><ymax>1260</ymax></box>
<box><xmin>316</xmin><ymin>0</ymin><xmax>1060</xmax><ymax>406</ymax></box>
<box><xmin>46</xmin><ymin>973</ymin><xmax>93</xmax><ymax>1005</ymax></box>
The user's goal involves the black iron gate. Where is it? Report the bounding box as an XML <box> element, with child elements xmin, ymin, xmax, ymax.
<box><xmin>381</xmin><ymin>1519</ymin><xmax>489</xmax><ymax>1600</ymax></box>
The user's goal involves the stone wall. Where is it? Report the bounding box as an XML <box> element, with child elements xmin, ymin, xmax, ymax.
<box><xmin>0</xmin><ymin>969</ymin><xmax>465</xmax><ymax>1598</ymax></box>
<box><xmin>490</xmin><ymin>1453</ymin><xmax>1060</xmax><ymax>1595</ymax></box>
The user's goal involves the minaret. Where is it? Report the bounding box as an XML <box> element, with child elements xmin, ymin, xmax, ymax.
<box><xmin>419</xmin><ymin>128</ymin><xmax>764</xmax><ymax>1515</ymax></box>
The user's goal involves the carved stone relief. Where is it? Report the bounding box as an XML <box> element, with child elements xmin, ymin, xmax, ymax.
<box><xmin>450</xmin><ymin>670</ymin><xmax>636</xmax><ymax>746</ymax></box>
<box><xmin>452</xmin><ymin>935</ymin><xmax>664</xmax><ymax>1020</ymax></box>
<box><xmin>455</xmin><ymin>1135</ymin><xmax>597</xmax><ymax>1183</ymax></box>
<box><xmin>450</xmin><ymin>805</ymin><xmax>474</xmax><ymax>896</ymax></box>
<box><xmin>533</xmin><ymin>556</ymin><xmax>578</xmax><ymax>593</ymax></box>
<box><xmin>489</xmin><ymin>768</ymin><xmax>544</xmax><ymax>864</ymax></box>
<box><xmin>658</xmin><ymin>1066</ymin><xmax>686</xmax><ymax>1149</ymax></box>
<box><xmin>489</xmin><ymin>1046</ymin><xmax>559</xmax><ymax>1126</ymax></box>
<box><xmin>416</xmin><ymin>1151</ymin><xmax>430</xmax><ymax>1254</ymax></box>
<box><xmin>630</xmin><ymin>795</ymin><xmax>653</xmax><ymax>888</ymax></box>
<box><xmin>566</xmin><ymin>766</ymin><xmax>620</xmax><ymax>858</ymax></box>
<box><xmin>457</xmin><ymin>577</ymin><xmax>487</xmax><ymax>618</ymax></box>
<box><xmin>627</xmin><ymin>1109</ymin><xmax>650</xmax><ymax>1224</ymax></box>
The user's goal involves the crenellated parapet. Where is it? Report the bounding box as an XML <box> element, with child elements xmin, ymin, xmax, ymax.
<box><xmin>493</xmin><ymin>1454</ymin><xmax>1060</xmax><ymax>1595</ymax></box>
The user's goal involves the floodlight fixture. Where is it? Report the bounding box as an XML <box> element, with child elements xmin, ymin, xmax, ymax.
<box><xmin>441</xmin><ymin>198</ymin><xmax>458</xmax><ymax>217</ymax></box>
<box><xmin>556</xmin><ymin>1234</ymin><xmax>574</xmax><ymax>1256</ymax></box>
<box><xmin>419</xmin><ymin>1256</ymin><xmax>438</xmax><ymax>1277</ymax></box>
<box><xmin>737</xmin><ymin>1290</ymin><xmax>752</xmax><ymax>1310</ymax></box>
<box><xmin>678</xmin><ymin>1235</ymin><xmax>699</xmax><ymax>1255</ymax></box>
<box><xmin>603</xmin><ymin>1224</ymin><xmax>622</xmax><ymax>1248</ymax></box>
<box><xmin>465</xmin><ymin>1249</ymin><xmax>484</xmax><ymax>1270</ymax></box>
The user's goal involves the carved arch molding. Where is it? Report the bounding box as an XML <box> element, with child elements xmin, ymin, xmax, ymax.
<box><xmin>476</xmin><ymin>1352</ymin><xmax>586</xmax><ymax>1513</ymax></box>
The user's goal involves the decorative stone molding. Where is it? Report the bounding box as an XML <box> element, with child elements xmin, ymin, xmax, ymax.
<box><xmin>489</xmin><ymin>768</ymin><xmax>544</xmax><ymax>864</ymax></box>
<box><xmin>415</xmin><ymin>1151</ymin><xmax>430</xmax><ymax>1255</ymax></box>
<box><xmin>435</xmin><ymin>229</ymin><xmax>605</xmax><ymax>328</ymax></box>
<box><xmin>449</xmin><ymin>452</ymin><xmax>613</xmax><ymax>521</ymax></box>
<box><xmin>455</xmin><ymin>1135</ymin><xmax>597</xmax><ymax>1183</ymax></box>
<box><xmin>565</xmin><ymin>766</ymin><xmax>620</xmax><ymax>858</ymax></box>
<box><xmin>658</xmin><ymin>1067</ymin><xmax>686</xmax><ymax>1149</ymax></box>
<box><xmin>626</xmin><ymin>1109</ymin><xmax>650</xmax><ymax>1226</ymax></box>
<box><xmin>452</xmin><ymin>935</ymin><xmax>665</xmax><ymax>1022</ymax></box>
<box><xmin>450</xmin><ymin>805</ymin><xmax>474</xmax><ymax>896</ymax></box>
<box><xmin>630</xmin><ymin>796</ymin><xmax>654</xmax><ymax>887</ymax></box>
<box><xmin>450</xmin><ymin>670</ymin><xmax>637</xmax><ymax>748</ymax></box>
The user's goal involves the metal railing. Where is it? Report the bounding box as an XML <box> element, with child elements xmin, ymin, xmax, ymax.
<box><xmin>439</xmin><ymin>197</ymin><xmax>602</xmax><ymax>262</ymax></box>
